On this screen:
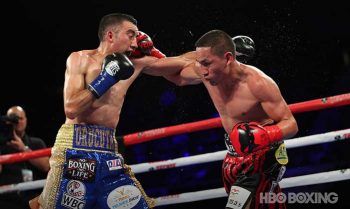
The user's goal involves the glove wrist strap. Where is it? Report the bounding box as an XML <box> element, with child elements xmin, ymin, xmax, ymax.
<box><xmin>265</xmin><ymin>125</ymin><xmax>283</xmax><ymax>143</ymax></box>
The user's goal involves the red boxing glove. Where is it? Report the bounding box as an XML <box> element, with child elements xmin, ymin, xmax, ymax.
<box><xmin>229</xmin><ymin>122</ymin><xmax>283</xmax><ymax>156</ymax></box>
<box><xmin>130</xmin><ymin>31</ymin><xmax>166</xmax><ymax>58</ymax></box>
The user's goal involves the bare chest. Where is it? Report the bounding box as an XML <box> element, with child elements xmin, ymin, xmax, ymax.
<box><xmin>80</xmin><ymin>63</ymin><xmax>143</xmax><ymax>126</ymax></box>
<box><xmin>205</xmin><ymin>82</ymin><xmax>268</xmax><ymax>132</ymax></box>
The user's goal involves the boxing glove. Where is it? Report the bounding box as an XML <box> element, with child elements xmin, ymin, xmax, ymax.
<box><xmin>130</xmin><ymin>31</ymin><xmax>166</xmax><ymax>58</ymax></box>
<box><xmin>229</xmin><ymin>122</ymin><xmax>283</xmax><ymax>156</ymax></box>
<box><xmin>232</xmin><ymin>35</ymin><xmax>255</xmax><ymax>63</ymax></box>
<box><xmin>88</xmin><ymin>53</ymin><xmax>134</xmax><ymax>98</ymax></box>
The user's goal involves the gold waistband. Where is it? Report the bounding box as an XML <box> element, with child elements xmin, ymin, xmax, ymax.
<box><xmin>54</xmin><ymin>124</ymin><xmax>117</xmax><ymax>153</ymax></box>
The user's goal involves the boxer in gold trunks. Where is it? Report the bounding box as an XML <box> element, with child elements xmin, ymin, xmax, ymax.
<box><xmin>30</xmin><ymin>13</ymin><xmax>168</xmax><ymax>209</ymax></box>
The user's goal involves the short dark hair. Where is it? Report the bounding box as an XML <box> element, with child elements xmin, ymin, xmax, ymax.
<box><xmin>98</xmin><ymin>13</ymin><xmax>137</xmax><ymax>42</ymax></box>
<box><xmin>195</xmin><ymin>30</ymin><xmax>235</xmax><ymax>57</ymax></box>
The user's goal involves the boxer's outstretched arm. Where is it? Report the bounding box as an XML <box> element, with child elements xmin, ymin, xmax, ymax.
<box><xmin>140</xmin><ymin>51</ymin><xmax>202</xmax><ymax>85</ymax></box>
<box><xmin>163</xmin><ymin>62</ymin><xmax>202</xmax><ymax>86</ymax></box>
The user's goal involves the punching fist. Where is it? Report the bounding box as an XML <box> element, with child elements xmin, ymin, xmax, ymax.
<box><xmin>88</xmin><ymin>53</ymin><xmax>134</xmax><ymax>98</ymax></box>
<box><xmin>232</xmin><ymin>35</ymin><xmax>255</xmax><ymax>63</ymax></box>
<box><xmin>229</xmin><ymin>122</ymin><xmax>283</xmax><ymax>156</ymax></box>
<box><xmin>130</xmin><ymin>31</ymin><xmax>166</xmax><ymax>58</ymax></box>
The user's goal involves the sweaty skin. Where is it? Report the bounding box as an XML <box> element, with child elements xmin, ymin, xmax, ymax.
<box><xmin>143</xmin><ymin>48</ymin><xmax>298</xmax><ymax>138</ymax></box>
<box><xmin>64</xmin><ymin>41</ymin><xmax>179</xmax><ymax>129</ymax></box>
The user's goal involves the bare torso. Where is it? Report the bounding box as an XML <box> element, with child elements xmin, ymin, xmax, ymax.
<box><xmin>64</xmin><ymin>50</ymin><xmax>144</xmax><ymax>128</ymax></box>
<box><xmin>203</xmin><ymin>64</ymin><xmax>270</xmax><ymax>134</ymax></box>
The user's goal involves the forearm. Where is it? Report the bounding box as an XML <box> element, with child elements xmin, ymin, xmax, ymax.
<box><xmin>276</xmin><ymin>116</ymin><xmax>298</xmax><ymax>139</ymax></box>
<box><xmin>164</xmin><ymin>63</ymin><xmax>201</xmax><ymax>86</ymax></box>
<box><xmin>179</xmin><ymin>51</ymin><xmax>196</xmax><ymax>60</ymax></box>
<box><xmin>19</xmin><ymin>146</ymin><xmax>50</xmax><ymax>172</ymax></box>
<box><xmin>65</xmin><ymin>89</ymin><xmax>95</xmax><ymax>119</ymax></box>
<box><xmin>29</xmin><ymin>157</ymin><xmax>50</xmax><ymax>172</ymax></box>
<box><xmin>142</xmin><ymin>56</ymin><xmax>193</xmax><ymax>76</ymax></box>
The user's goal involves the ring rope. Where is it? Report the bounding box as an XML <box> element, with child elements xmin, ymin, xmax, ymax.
<box><xmin>155</xmin><ymin>168</ymin><xmax>350</xmax><ymax>206</ymax></box>
<box><xmin>1</xmin><ymin>168</ymin><xmax>349</xmax><ymax>206</ymax></box>
<box><xmin>0</xmin><ymin>129</ymin><xmax>349</xmax><ymax>195</ymax></box>
<box><xmin>123</xmin><ymin>93</ymin><xmax>350</xmax><ymax>146</ymax></box>
<box><xmin>0</xmin><ymin>93</ymin><xmax>349</xmax><ymax>165</ymax></box>
<box><xmin>0</xmin><ymin>148</ymin><xmax>51</xmax><ymax>165</ymax></box>
<box><xmin>131</xmin><ymin>128</ymin><xmax>350</xmax><ymax>174</ymax></box>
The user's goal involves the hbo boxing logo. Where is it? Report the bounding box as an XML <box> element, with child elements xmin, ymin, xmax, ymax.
<box><xmin>260</xmin><ymin>192</ymin><xmax>338</xmax><ymax>204</ymax></box>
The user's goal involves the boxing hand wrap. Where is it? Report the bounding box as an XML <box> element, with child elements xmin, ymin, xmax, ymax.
<box><xmin>130</xmin><ymin>31</ymin><xmax>166</xmax><ymax>59</ymax></box>
<box><xmin>232</xmin><ymin>35</ymin><xmax>255</xmax><ymax>63</ymax></box>
<box><xmin>229</xmin><ymin>122</ymin><xmax>283</xmax><ymax>156</ymax></box>
<box><xmin>88</xmin><ymin>53</ymin><xmax>134</xmax><ymax>98</ymax></box>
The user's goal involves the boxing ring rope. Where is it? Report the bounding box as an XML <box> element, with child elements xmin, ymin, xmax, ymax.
<box><xmin>0</xmin><ymin>148</ymin><xmax>51</xmax><ymax>165</ymax></box>
<box><xmin>154</xmin><ymin>169</ymin><xmax>350</xmax><ymax>206</ymax></box>
<box><xmin>122</xmin><ymin>92</ymin><xmax>350</xmax><ymax>146</ymax></box>
<box><xmin>128</xmin><ymin>128</ymin><xmax>350</xmax><ymax>174</ymax></box>
<box><xmin>0</xmin><ymin>93</ymin><xmax>349</xmax><ymax>205</ymax></box>
<box><xmin>0</xmin><ymin>93</ymin><xmax>349</xmax><ymax>165</ymax></box>
<box><xmin>5</xmin><ymin>128</ymin><xmax>343</xmax><ymax>184</ymax></box>
<box><xmin>1</xmin><ymin>130</ymin><xmax>350</xmax><ymax>205</ymax></box>
<box><xmin>4</xmin><ymin>167</ymin><xmax>349</xmax><ymax>194</ymax></box>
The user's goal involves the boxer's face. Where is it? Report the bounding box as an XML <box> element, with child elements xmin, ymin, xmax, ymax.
<box><xmin>195</xmin><ymin>47</ymin><xmax>228</xmax><ymax>85</ymax></box>
<box><xmin>111</xmin><ymin>21</ymin><xmax>138</xmax><ymax>54</ymax></box>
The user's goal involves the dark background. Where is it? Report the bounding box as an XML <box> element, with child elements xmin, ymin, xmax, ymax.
<box><xmin>1</xmin><ymin>0</ymin><xmax>350</xmax><ymax>208</ymax></box>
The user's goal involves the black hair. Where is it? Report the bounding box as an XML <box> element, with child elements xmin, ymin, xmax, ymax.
<box><xmin>98</xmin><ymin>13</ymin><xmax>137</xmax><ymax>42</ymax></box>
<box><xmin>195</xmin><ymin>29</ymin><xmax>235</xmax><ymax>57</ymax></box>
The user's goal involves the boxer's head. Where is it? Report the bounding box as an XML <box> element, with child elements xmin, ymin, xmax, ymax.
<box><xmin>195</xmin><ymin>30</ymin><xmax>235</xmax><ymax>85</ymax></box>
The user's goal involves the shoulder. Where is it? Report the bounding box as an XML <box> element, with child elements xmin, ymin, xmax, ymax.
<box><xmin>244</xmin><ymin>64</ymin><xmax>276</xmax><ymax>88</ymax></box>
<box><xmin>66</xmin><ymin>50</ymin><xmax>98</xmax><ymax>73</ymax></box>
<box><xmin>67</xmin><ymin>50</ymin><xmax>95</xmax><ymax>64</ymax></box>
<box><xmin>244</xmin><ymin>64</ymin><xmax>280</xmax><ymax>100</ymax></box>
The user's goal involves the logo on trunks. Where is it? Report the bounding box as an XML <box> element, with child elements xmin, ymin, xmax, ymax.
<box><xmin>61</xmin><ymin>180</ymin><xmax>86</xmax><ymax>209</ymax></box>
<box><xmin>73</xmin><ymin>125</ymin><xmax>115</xmax><ymax>151</ymax></box>
<box><xmin>226</xmin><ymin>186</ymin><xmax>251</xmax><ymax>209</ymax></box>
<box><xmin>65</xmin><ymin>158</ymin><xmax>96</xmax><ymax>182</ymax></box>
<box><xmin>275</xmin><ymin>143</ymin><xmax>288</xmax><ymax>165</ymax></box>
<box><xmin>231</xmin><ymin>188</ymin><xmax>239</xmax><ymax>195</ymax></box>
<box><xmin>106</xmin><ymin>159</ymin><xmax>123</xmax><ymax>171</ymax></box>
<box><xmin>107</xmin><ymin>185</ymin><xmax>141</xmax><ymax>209</ymax></box>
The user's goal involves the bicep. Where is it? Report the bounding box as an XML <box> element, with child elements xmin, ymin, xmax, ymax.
<box><xmin>255</xmin><ymin>78</ymin><xmax>292</xmax><ymax>122</ymax></box>
<box><xmin>63</xmin><ymin>53</ymin><xmax>86</xmax><ymax>104</ymax></box>
<box><xmin>261</xmin><ymin>96</ymin><xmax>291</xmax><ymax>123</ymax></box>
<box><xmin>258</xmin><ymin>80</ymin><xmax>298</xmax><ymax>138</ymax></box>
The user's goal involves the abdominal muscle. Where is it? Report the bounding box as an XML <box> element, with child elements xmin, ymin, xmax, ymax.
<box><xmin>65</xmin><ymin>82</ymin><xmax>128</xmax><ymax>129</ymax></box>
<box><xmin>66</xmin><ymin>103</ymin><xmax>122</xmax><ymax>129</ymax></box>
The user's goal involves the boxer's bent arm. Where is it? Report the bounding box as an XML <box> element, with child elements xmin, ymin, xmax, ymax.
<box><xmin>250</xmin><ymin>75</ymin><xmax>298</xmax><ymax>139</ymax></box>
<box><xmin>64</xmin><ymin>52</ymin><xmax>95</xmax><ymax>119</ymax></box>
